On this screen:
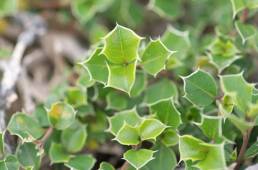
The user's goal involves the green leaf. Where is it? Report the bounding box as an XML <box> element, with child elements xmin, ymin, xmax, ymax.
<box><xmin>32</xmin><ymin>104</ymin><xmax>50</xmax><ymax>127</ymax></box>
<box><xmin>144</xmin><ymin>79</ymin><xmax>177</xmax><ymax>105</ymax></box>
<box><xmin>115</xmin><ymin>123</ymin><xmax>140</xmax><ymax>145</ymax></box>
<box><xmin>0</xmin><ymin>160</ymin><xmax>7</xmax><ymax>170</ymax></box>
<box><xmin>235</xmin><ymin>21</ymin><xmax>256</xmax><ymax>44</ymax></box>
<box><xmin>106</xmin><ymin>91</ymin><xmax>128</xmax><ymax>110</ymax></box>
<box><xmin>65</xmin><ymin>154</ymin><xmax>96</xmax><ymax>170</ymax></box>
<box><xmin>0</xmin><ymin>0</ymin><xmax>16</xmax><ymax>18</ymax></box>
<box><xmin>220</xmin><ymin>72</ymin><xmax>254</xmax><ymax>113</ymax></box>
<box><xmin>99</xmin><ymin>162</ymin><xmax>115</xmax><ymax>170</ymax></box>
<box><xmin>61</xmin><ymin>121</ymin><xmax>87</xmax><ymax>153</ymax></box>
<box><xmin>160</xmin><ymin>128</ymin><xmax>179</xmax><ymax>147</ymax></box>
<box><xmin>65</xmin><ymin>86</ymin><xmax>87</xmax><ymax>107</ymax></box>
<box><xmin>227</xmin><ymin>114</ymin><xmax>253</xmax><ymax>134</ymax></box>
<box><xmin>183</xmin><ymin>70</ymin><xmax>217</xmax><ymax>107</ymax></box>
<box><xmin>16</xmin><ymin>143</ymin><xmax>41</xmax><ymax>168</ymax></box>
<box><xmin>102</xmin><ymin>24</ymin><xmax>142</xmax><ymax>64</ymax></box>
<box><xmin>197</xmin><ymin>115</ymin><xmax>222</xmax><ymax>141</ymax></box>
<box><xmin>150</xmin><ymin>98</ymin><xmax>181</xmax><ymax>129</ymax></box>
<box><xmin>245</xmin><ymin>141</ymin><xmax>258</xmax><ymax>158</ymax></box>
<box><xmin>179</xmin><ymin>135</ymin><xmax>226</xmax><ymax>170</ymax></box>
<box><xmin>82</xmin><ymin>48</ymin><xmax>108</xmax><ymax>84</ymax></box>
<box><xmin>140</xmin><ymin>39</ymin><xmax>172</xmax><ymax>76</ymax></box>
<box><xmin>208</xmin><ymin>37</ymin><xmax>240</xmax><ymax>72</ymax></box>
<box><xmin>139</xmin><ymin>119</ymin><xmax>167</xmax><ymax>141</ymax></box>
<box><xmin>7</xmin><ymin>112</ymin><xmax>44</xmax><ymax>142</ymax></box>
<box><xmin>161</xmin><ymin>26</ymin><xmax>190</xmax><ymax>60</ymax></box>
<box><xmin>230</xmin><ymin>0</ymin><xmax>246</xmax><ymax>17</ymax></box>
<box><xmin>130</xmin><ymin>71</ymin><xmax>146</xmax><ymax>97</ymax></box>
<box><xmin>123</xmin><ymin>149</ymin><xmax>155</xmax><ymax>170</ymax></box>
<box><xmin>106</xmin><ymin>60</ymin><xmax>136</xmax><ymax>94</ymax></box>
<box><xmin>108</xmin><ymin>108</ymin><xmax>142</xmax><ymax>135</ymax></box>
<box><xmin>72</xmin><ymin>0</ymin><xmax>114</xmax><ymax>23</ymax></box>
<box><xmin>49</xmin><ymin>143</ymin><xmax>70</xmax><ymax>163</ymax></box>
<box><xmin>5</xmin><ymin>155</ymin><xmax>19</xmax><ymax>170</ymax></box>
<box><xmin>142</xmin><ymin>143</ymin><xmax>177</xmax><ymax>170</ymax></box>
<box><xmin>148</xmin><ymin>0</ymin><xmax>182</xmax><ymax>19</ymax></box>
<box><xmin>48</xmin><ymin>102</ymin><xmax>76</xmax><ymax>130</ymax></box>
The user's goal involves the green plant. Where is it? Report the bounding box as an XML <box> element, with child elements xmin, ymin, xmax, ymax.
<box><xmin>0</xmin><ymin>0</ymin><xmax>258</xmax><ymax>170</ymax></box>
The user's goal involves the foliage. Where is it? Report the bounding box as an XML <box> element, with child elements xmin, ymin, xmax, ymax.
<box><xmin>0</xmin><ymin>0</ymin><xmax>258</xmax><ymax>170</ymax></box>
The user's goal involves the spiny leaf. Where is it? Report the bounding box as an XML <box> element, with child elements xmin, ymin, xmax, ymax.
<box><xmin>123</xmin><ymin>149</ymin><xmax>155</xmax><ymax>170</ymax></box>
<box><xmin>144</xmin><ymin>79</ymin><xmax>177</xmax><ymax>105</ymax></box>
<box><xmin>16</xmin><ymin>142</ymin><xmax>41</xmax><ymax>168</ymax></box>
<box><xmin>220</xmin><ymin>72</ymin><xmax>254</xmax><ymax>113</ymax></box>
<box><xmin>196</xmin><ymin>115</ymin><xmax>222</xmax><ymax>142</ymax></box>
<box><xmin>7</xmin><ymin>112</ymin><xmax>44</xmax><ymax>142</ymax></box>
<box><xmin>108</xmin><ymin>108</ymin><xmax>142</xmax><ymax>135</ymax></box>
<box><xmin>82</xmin><ymin>48</ymin><xmax>108</xmax><ymax>84</ymax></box>
<box><xmin>49</xmin><ymin>143</ymin><xmax>70</xmax><ymax>163</ymax></box>
<box><xmin>5</xmin><ymin>155</ymin><xmax>19</xmax><ymax>170</ymax></box>
<box><xmin>161</xmin><ymin>26</ymin><xmax>190</xmax><ymax>60</ymax></box>
<box><xmin>208</xmin><ymin>37</ymin><xmax>240</xmax><ymax>72</ymax></box>
<box><xmin>61</xmin><ymin>121</ymin><xmax>87</xmax><ymax>153</ymax></box>
<box><xmin>48</xmin><ymin>102</ymin><xmax>76</xmax><ymax>130</ymax></box>
<box><xmin>106</xmin><ymin>91</ymin><xmax>128</xmax><ymax>110</ymax></box>
<box><xmin>139</xmin><ymin>119</ymin><xmax>167</xmax><ymax>141</ymax></box>
<box><xmin>65</xmin><ymin>86</ymin><xmax>87</xmax><ymax>107</ymax></box>
<box><xmin>235</xmin><ymin>21</ymin><xmax>256</xmax><ymax>44</ymax></box>
<box><xmin>230</xmin><ymin>0</ymin><xmax>258</xmax><ymax>18</ymax></box>
<box><xmin>160</xmin><ymin>128</ymin><xmax>179</xmax><ymax>147</ymax></box>
<box><xmin>150</xmin><ymin>98</ymin><xmax>181</xmax><ymax>129</ymax></box>
<box><xmin>142</xmin><ymin>143</ymin><xmax>177</xmax><ymax>170</ymax></box>
<box><xmin>183</xmin><ymin>69</ymin><xmax>217</xmax><ymax>107</ymax></box>
<box><xmin>115</xmin><ymin>123</ymin><xmax>140</xmax><ymax>145</ymax></box>
<box><xmin>65</xmin><ymin>154</ymin><xmax>96</xmax><ymax>170</ymax></box>
<box><xmin>106</xmin><ymin>61</ymin><xmax>136</xmax><ymax>94</ymax></box>
<box><xmin>102</xmin><ymin>24</ymin><xmax>142</xmax><ymax>64</ymax></box>
<box><xmin>179</xmin><ymin>135</ymin><xmax>226</xmax><ymax>170</ymax></box>
<box><xmin>140</xmin><ymin>39</ymin><xmax>172</xmax><ymax>76</ymax></box>
<box><xmin>130</xmin><ymin>70</ymin><xmax>147</xmax><ymax>97</ymax></box>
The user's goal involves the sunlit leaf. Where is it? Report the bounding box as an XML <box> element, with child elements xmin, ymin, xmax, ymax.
<box><xmin>139</xmin><ymin>119</ymin><xmax>167</xmax><ymax>141</ymax></box>
<box><xmin>106</xmin><ymin>61</ymin><xmax>136</xmax><ymax>94</ymax></box>
<box><xmin>179</xmin><ymin>135</ymin><xmax>226</xmax><ymax>170</ymax></box>
<box><xmin>123</xmin><ymin>149</ymin><xmax>155</xmax><ymax>170</ymax></box>
<box><xmin>130</xmin><ymin>71</ymin><xmax>146</xmax><ymax>97</ymax></box>
<box><xmin>220</xmin><ymin>72</ymin><xmax>254</xmax><ymax>113</ymax></box>
<box><xmin>115</xmin><ymin>123</ymin><xmax>140</xmax><ymax>145</ymax></box>
<box><xmin>108</xmin><ymin>108</ymin><xmax>142</xmax><ymax>135</ymax></box>
<box><xmin>140</xmin><ymin>39</ymin><xmax>172</xmax><ymax>76</ymax></box>
<box><xmin>82</xmin><ymin>48</ymin><xmax>109</xmax><ymax>84</ymax></box>
<box><xmin>102</xmin><ymin>24</ymin><xmax>142</xmax><ymax>64</ymax></box>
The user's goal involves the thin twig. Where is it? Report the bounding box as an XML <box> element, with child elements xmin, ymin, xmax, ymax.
<box><xmin>234</xmin><ymin>128</ymin><xmax>253</xmax><ymax>170</ymax></box>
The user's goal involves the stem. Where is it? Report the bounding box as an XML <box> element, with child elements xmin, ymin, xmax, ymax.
<box><xmin>234</xmin><ymin>128</ymin><xmax>252</xmax><ymax>170</ymax></box>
